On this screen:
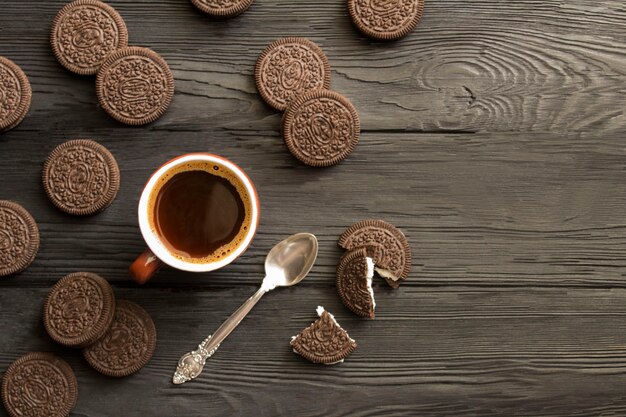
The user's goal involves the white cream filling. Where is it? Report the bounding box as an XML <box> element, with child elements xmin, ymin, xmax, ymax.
<box><xmin>366</xmin><ymin>258</ymin><xmax>376</xmax><ymax>310</ymax></box>
<box><xmin>375</xmin><ymin>266</ymin><xmax>399</xmax><ymax>282</ymax></box>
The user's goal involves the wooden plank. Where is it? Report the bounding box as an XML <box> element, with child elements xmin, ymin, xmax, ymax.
<box><xmin>2</xmin><ymin>286</ymin><xmax>626</xmax><ymax>416</ymax></box>
<box><xmin>1</xmin><ymin>0</ymin><xmax>625</xmax><ymax>415</ymax></box>
<box><xmin>0</xmin><ymin>0</ymin><xmax>624</xmax><ymax>133</ymax></box>
<box><xmin>1</xmin><ymin>131</ymin><xmax>626</xmax><ymax>288</ymax></box>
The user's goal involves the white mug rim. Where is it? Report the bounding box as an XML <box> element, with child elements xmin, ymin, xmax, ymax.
<box><xmin>137</xmin><ymin>153</ymin><xmax>259</xmax><ymax>272</ymax></box>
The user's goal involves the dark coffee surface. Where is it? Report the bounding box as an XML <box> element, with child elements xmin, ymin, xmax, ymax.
<box><xmin>154</xmin><ymin>170</ymin><xmax>246</xmax><ymax>259</ymax></box>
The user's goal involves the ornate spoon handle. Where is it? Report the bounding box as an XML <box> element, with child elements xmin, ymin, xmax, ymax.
<box><xmin>173</xmin><ymin>286</ymin><xmax>267</xmax><ymax>384</ymax></box>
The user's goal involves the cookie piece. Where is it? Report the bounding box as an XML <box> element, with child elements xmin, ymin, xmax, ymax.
<box><xmin>336</xmin><ymin>248</ymin><xmax>376</xmax><ymax>319</ymax></box>
<box><xmin>255</xmin><ymin>37</ymin><xmax>331</xmax><ymax>111</ymax></box>
<box><xmin>339</xmin><ymin>219</ymin><xmax>411</xmax><ymax>288</ymax></box>
<box><xmin>0</xmin><ymin>56</ymin><xmax>32</xmax><ymax>132</ymax></box>
<box><xmin>51</xmin><ymin>0</ymin><xmax>129</xmax><ymax>75</ymax></box>
<box><xmin>43</xmin><ymin>139</ymin><xmax>120</xmax><ymax>216</ymax></box>
<box><xmin>96</xmin><ymin>46</ymin><xmax>174</xmax><ymax>125</ymax></box>
<box><xmin>43</xmin><ymin>272</ymin><xmax>116</xmax><ymax>348</ymax></box>
<box><xmin>83</xmin><ymin>300</ymin><xmax>157</xmax><ymax>377</ymax></box>
<box><xmin>348</xmin><ymin>0</ymin><xmax>425</xmax><ymax>41</ymax></box>
<box><xmin>0</xmin><ymin>201</ymin><xmax>39</xmax><ymax>277</ymax></box>
<box><xmin>190</xmin><ymin>0</ymin><xmax>253</xmax><ymax>18</ymax></box>
<box><xmin>291</xmin><ymin>306</ymin><xmax>357</xmax><ymax>365</ymax></box>
<box><xmin>282</xmin><ymin>89</ymin><xmax>360</xmax><ymax>167</ymax></box>
<box><xmin>1</xmin><ymin>352</ymin><xmax>78</xmax><ymax>417</ymax></box>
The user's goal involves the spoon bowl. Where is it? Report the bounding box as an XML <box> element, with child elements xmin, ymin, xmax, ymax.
<box><xmin>263</xmin><ymin>233</ymin><xmax>318</xmax><ymax>289</ymax></box>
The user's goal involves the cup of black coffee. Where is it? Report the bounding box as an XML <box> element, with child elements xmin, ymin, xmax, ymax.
<box><xmin>130</xmin><ymin>154</ymin><xmax>260</xmax><ymax>284</ymax></box>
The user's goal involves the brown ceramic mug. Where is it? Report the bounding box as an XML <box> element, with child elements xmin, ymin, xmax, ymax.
<box><xmin>129</xmin><ymin>154</ymin><xmax>260</xmax><ymax>284</ymax></box>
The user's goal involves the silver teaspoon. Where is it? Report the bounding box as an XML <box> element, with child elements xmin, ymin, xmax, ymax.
<box><xmin>173</xmin><ymin>232</ymin><xmax>319</xmax><ymax>384</ymax></box>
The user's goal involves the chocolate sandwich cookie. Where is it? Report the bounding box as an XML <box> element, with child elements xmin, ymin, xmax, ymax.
<box><xmin>291</xmin><ymin>306</ymin><xmax>357</xmax><ymax>365</ymax></box>
<box><xmin>282</xmin><ymin>89</ymin><xmax>360</xmax><ymax>167</ymax></box>
<box><xmin>1</xmin><ymin>352</ymin><xmax>78</xmax><ymax>417</ymax></box>
<box><xmin>51</xmin><ymin>0</ymin><xmax>129</xmax><ymax>75</ymax></box>
<box><xmin>190</xmin><ymin>0</ymin><xmax>253</xmax><ymax>18</ymax></box>
<box><xmin>348</xmin><ymin>0</ymin><xmax>425</xmax><ymax>41</ymax></box>
<box><xmin>43</xmin><ymin>139</ymin><xmax>120</xmax><ymax>216</ymax></box>
<box><xmin>44</xmin><ymin>272</ymin><xmax>116</xmax><ymax>348</ymax></box>
<box><xmin>83</xmin><ymin>300</ymin><xmax>157</xmax><ymax>377</ymax></box>
<box><xmin>0</xmin><ymin>201</ymin><xmax>39</xmax><ymax>277</ymax></box>
<box><xmin>255</xmin><ymin>37</ymin><xmax>331</xmax><ymax>111</ymax></box>
<box><xmin>339</xmin><ymin>219</ymin><xmax>411</xmax><ymax>288</ymax></box>
<box><xmin>336</xmin><ymin>248</ymin><xmax>376</xmax><ymax>319</ymax></box>
<box><xmin>96</xmin><ymin>46</ymin><xmax>174</xmax><ymax>125</ymax></box>
<box><xmin>0</xmin><ymin>56</ymin><xmax>32</xmax><ymax>132</ymax></box>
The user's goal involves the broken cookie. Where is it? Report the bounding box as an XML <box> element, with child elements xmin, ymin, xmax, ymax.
<box><xmin>336</xmin><ymin>248</ymin><xmax>376</xmax><ymax>319</ymax></box>
<box><xmin>291</xmin><ymin>306</ymin><xmax>357</xmax><ymax>365</ymax></box>
<box><xmin>338</xmin><ymin>219</ymin><xmax>411</xmax><ymax>288</ymax></box>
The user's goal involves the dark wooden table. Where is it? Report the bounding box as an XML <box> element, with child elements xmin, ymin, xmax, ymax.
<box><xmin>1</xmin><ymin>1</ymin><xmax>626</xmax><ymax>416</ymax></box>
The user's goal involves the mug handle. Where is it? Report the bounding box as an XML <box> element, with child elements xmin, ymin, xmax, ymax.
<box><xmin>129</xmin><ymin>249</ymin><xmax>164</xmax><ymax>284</ymax></box>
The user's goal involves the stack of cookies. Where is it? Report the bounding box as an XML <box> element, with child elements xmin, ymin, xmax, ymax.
<box><xmin>255</xmin><ymin>38</ymin><xmax>361</xmax><ymax>167</ymax></box>
<box><xmin>336</xmin><ymin>220</ymin><xmax>412</xmax><ymax>319</ymax></box>
<box><xmin>42</xmin><ymin>272</ymin><xmax>157</xmax><ymax>378</ymax></box>
<box><xmin>1</xmin><ymin>273</ymin><xmax>156</xmax><ymax>417</ymax></box>
<box><xmin>51</xmin><ymin>0</ymin><xmax>174</xmax><ymax>125</ymax></box>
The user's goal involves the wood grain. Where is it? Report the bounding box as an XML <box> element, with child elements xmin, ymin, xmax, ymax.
<box><xmin>0</xmin><ymin>0</ymin><xmax>624</xmax><ymax>134</ymax></box>
<box><xmin>0</xmin><ymin>0</ymin><xmax>625</xmax><ymax>416</ymax></box>
<box><xmin>2</xmin><ymin>131</ymin><xmax>626</xmax><ymax>288</ymax></box>
<box><xmin>3</xmin><ymin>286</ymin><xmax>626</xmax><ymax>417</ymax></box>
